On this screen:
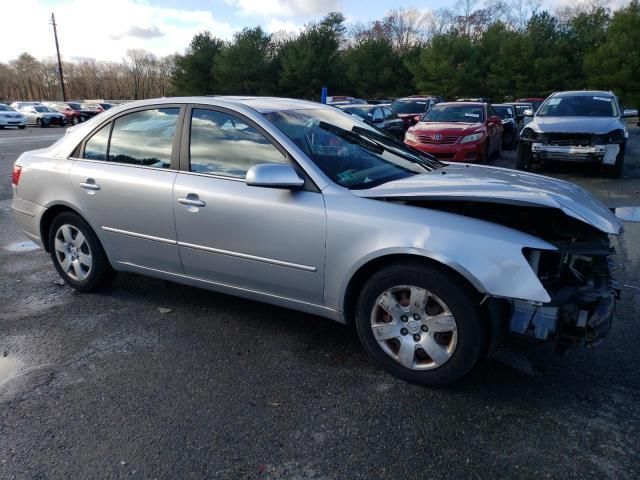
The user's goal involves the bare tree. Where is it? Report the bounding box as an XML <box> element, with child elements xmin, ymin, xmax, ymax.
<box><xmin>382</xmin><ymin>7</ymin><xmax>429</xmax><ymax>54</ymax></box>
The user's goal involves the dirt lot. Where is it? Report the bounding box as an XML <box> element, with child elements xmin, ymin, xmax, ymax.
<box><xmin>1</xmin><ymin>124</ymin><xmax>639</xmax><ymax>479</ymax></box>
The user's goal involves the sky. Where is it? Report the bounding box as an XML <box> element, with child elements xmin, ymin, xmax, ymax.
<box><xmin>0</xmin><ymin>0</ymin><xmax>621</xmax><ymax>63</ymax></box>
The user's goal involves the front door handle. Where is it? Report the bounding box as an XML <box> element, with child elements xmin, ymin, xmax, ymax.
<box><xmin>178</xmin><ymin>195</ymin><xmax>206</xmax><ymax>208</ymax></box>
<box><xmin>80</xmin><ymin>179</ymin><xmax>100</xmax><ymax>191</ymax></box>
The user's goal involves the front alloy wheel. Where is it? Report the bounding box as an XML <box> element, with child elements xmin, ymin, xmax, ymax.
<box><xmin>355</xmin><ymin>262</ymin><xmax>485</xmax><ymax>386</ymax></box>
<box><xmin>371</xmin><ymin>286</ymin><xmax>458</xmax><ymax>370</ymax></box>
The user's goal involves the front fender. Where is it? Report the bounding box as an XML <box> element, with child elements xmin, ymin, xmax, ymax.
<box><xmin>323</xmin><ymin>193</ymin><xmax>556</xmax><ymax>312</ymax></box>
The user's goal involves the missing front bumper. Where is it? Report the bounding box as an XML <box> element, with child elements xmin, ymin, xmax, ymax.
<box><xmin>531</xmin><ymin>143</ymin><xmax>620</xmax><ymax>164</ymax></box>
<box><xmin>509</xmin><ymin>291</ymin><xmax>616</xmax><ymax>349</ymax></box>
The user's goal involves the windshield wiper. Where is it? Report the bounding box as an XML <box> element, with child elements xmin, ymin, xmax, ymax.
<box><xmin>351</xmin><ymin>125</ymin><xmax>444</xmax><ymax>170</ymax></box>
<box><xmin>317</xmin><ymin>122</ymin><xmax>384</xmax><ymax>155</ymax></box>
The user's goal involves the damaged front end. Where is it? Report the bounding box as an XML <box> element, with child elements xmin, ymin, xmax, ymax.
<box><xmin>399</xmin><ymin>199</ymin><xmax>622</xmax><ymax>352</ymax></box>
<box><xmin>513</xmin><ymin>245</ymin><xmax>618</xmax><ymax>351</ymax></box>
<box><xmin>521</xmin><ymin>129</ymin><xmax>626</xmax><ymax>166</ymax></box>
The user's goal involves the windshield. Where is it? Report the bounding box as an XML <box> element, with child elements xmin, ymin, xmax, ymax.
<box><xmin>493</xmin><ymin>106</ymin><xmax>513</xmax><ymax>119</ymax></box>
<box><xmin>422</xmin><ymin>105</ymin><xmax>484</xmax><ymax>123</ymax></box>
<box><xmin>537</xmin><ymin>95</ymin><xmax>618</xmax><ymax>117</ymax></box>
<box><xmin>67</xmin><ymin>102</ymin><xmax>81</xmax><ymax>110</ymax></box>
<box><xmin>391</xmin><ymin>99</ymin><xmax>429</xmax><ymax>114</ymax></box>
<box><xmin>34</xmin><ymin>106</ymin><xmax>52</xmax><ymax>112</ymax></box>
<box><xmin>0</xmin><ymin>104</ymin><xmax>12</xmax><ymax>111</ymax></box>
<box><xmin>263</xmin><ymin>108</ymin><xmax>442</xmax><ymax>189</ymax></box>
<box><xmin>513</xmin><ymin>104</ymin><xmax>532</xmax><ymax>116</ymax></box>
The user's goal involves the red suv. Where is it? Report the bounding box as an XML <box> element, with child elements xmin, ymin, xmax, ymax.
<box><xmin>404</xmin><ymin>102</ymin><xmax>503</xmax><ymax>162</ymax></box>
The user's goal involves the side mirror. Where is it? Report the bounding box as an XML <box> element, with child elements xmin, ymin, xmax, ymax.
<box><xmin>622</xmin><ymin>108</ymin><xmax>638</xmax><ymax>118</ymax></box>
<box><xmin>523</xmin><ymin>109</ymin><xmax>534</xmax><ymax>117</ymax></box>
<box><xmin>245</xmin><ymin>163</ymin><xmax>304</xmax><ymax>190</ymax></box>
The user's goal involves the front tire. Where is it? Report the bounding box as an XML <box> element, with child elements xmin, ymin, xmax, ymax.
<box><xmin>603</xmin><ymin>145</ymin><xmax>625</xmax><ymax>178</ymax></box>
<box><xmin>48</xmin><ymin>212</ymin><xmax>117</xmax><ymax>292</ymax></box>
<box><xmin>516</xmin><ymin>142</ymin><xmax>532</xmax><ymax>170</ymax></box>
<box><xmin>355</xmin><ymin>262</ymin><xmax>485</xmax><ymax>386</ymax></box>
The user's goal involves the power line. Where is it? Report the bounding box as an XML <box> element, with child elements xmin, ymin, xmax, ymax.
<box><xmin>50</xmin><ymin>12</ymin><xmax>67</xmax><ymax>102</ymax></box>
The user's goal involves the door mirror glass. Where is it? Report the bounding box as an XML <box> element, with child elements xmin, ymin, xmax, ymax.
<box><xmin>523</xmin><ymin>109</ymin><xmax>534</xmax><ymax>117</ymax></box>
<box><xmin>246</xmin><ymin>164</ymin><xmax>304</xmax><ymax>190</ymax></box>
<box><xmin>622</xmin><ymin>108</ymin><xmax>638</xmax><ymax>118</ymax></box>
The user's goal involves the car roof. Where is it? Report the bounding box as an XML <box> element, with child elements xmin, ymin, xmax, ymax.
<box><xmin>394</xmin><ymin>96</ymin><xmax>435</xmax><ymax>101</ymax></box>
<box><xmin>105</xmin><ymin>96</ymin><xmax>331</xmax><ymax>114</ymax></box>
<box><xmin>341</xmin><ymin>104</ymin><xmax>376</xmax><ymax>109</ymax></box>
<box><xmin>550</xmin><ymin>90</ymin><xmax>613</xmax><ymax>97</ymax></box>
<box><xmin>436</xmin><ymin>101</ymin><xmax>486</xmax><ymax>107</ymax></box>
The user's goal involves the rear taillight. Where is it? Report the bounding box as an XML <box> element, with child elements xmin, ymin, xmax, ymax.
<box><xmin>12</xmin><ymin>165</ymin><xmax>22</xmax><ymax>186</ymax></box>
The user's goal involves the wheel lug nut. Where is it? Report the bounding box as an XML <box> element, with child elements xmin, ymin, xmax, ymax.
<box><xmin>400</xmin><ymin>315</ymin><xmax>408</xmax><ymax>322</ymax></box>
<box><xmin>413</xmin><ymin>334</ymin><xmax>421</xmax><ymax>342</ymax></box>
<box><xmin>400</xmin><ymin>328</ymin><xmax>408</xmax><ymax>336</ymax></box>
<box><xmin>413</xmin><ymin>314</ymin><xmax>420</xmax><ymax>320</ymax></box>
<box><xmin>421</xmin><ymin>325</ymin><xmax>428</xmax><ymax>332</ymax></box>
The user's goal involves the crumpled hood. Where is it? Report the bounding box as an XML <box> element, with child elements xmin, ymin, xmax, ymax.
<box><xmin>355</xmin><ymin>164</ymin><xmax>622</xmax><ymax>235</ymax></box>
<box><xmin>411</xmin><ymin>122</ymin><xmax>483</xmax><ymax>135</ymax></box>
<box><xmin>530</xmin><ymin>116</ymin><xmax>622</xmax><ymax>134</ymax></box>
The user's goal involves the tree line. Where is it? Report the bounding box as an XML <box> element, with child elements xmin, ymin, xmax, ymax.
<box><xmin>2</xmin><ymin>0</ymin><xmax>639</xmax><ymax>107</ymax></box>
<box><xmin>0</xmin><ymin>50</ymin><xmax>175</xmax><ymax>102</ymax></box>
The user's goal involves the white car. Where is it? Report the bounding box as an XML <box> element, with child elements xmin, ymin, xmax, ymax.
<box><xmin>0</xmin><ymin>104</ymin><xmax>26</xmax><ymax>129</ymax></box>
<box><xmin>10</xmin><ymin>101</ymin><xmax>42</xmax><ymax>110</ymax></box>
<box><xmin>19</xmin><ymin>105</ymin><xmax>66</xmax><ymax>127</ymax></box>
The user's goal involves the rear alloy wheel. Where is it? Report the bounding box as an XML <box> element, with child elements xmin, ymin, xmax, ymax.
<box><xmin>355</xmin><ymin>263</ymin><xmax>484</xmax><ymax>386</ymax></box>
<box><xmin>72</xmin><ymin>116</ymin><xmax>79</xmax><ymax>125</ymax></box>
<box><xmin>49</xmin><ymin>212</ymin><xmax>116</xmax><ymax>292</ymax></box>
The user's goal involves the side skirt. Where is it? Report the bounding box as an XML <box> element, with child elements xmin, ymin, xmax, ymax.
<box><xmin>114</xmin><ymin>261</ymin><xmax>344</xmax><ymax>323</ymax></box>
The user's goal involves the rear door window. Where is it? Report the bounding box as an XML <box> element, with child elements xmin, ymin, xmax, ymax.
<box><xmin>107</xmin><ymin>108</ymin><xmax>179</xmax><ymax>168</ymax></box>
<box><xmin>83</xmin><ymin>123</ymin><xmax>111</xmax><ymax>160</ymax></box>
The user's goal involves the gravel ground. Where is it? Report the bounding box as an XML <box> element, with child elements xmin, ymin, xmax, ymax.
<box><xmin>1</xmin><ymin>124</ymin><xmax>639</xmax><ymax>479</ymax></box>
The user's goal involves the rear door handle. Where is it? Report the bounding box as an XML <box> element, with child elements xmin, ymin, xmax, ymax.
<box><xmin>178</xmin><ymin>195</ymin><xmax>206</xmax><ymax>207</ymax></box>
<box><xmin>80</xmin><ymin>179</ymin><xmax>100</xmax><ymax>191</ymax></box>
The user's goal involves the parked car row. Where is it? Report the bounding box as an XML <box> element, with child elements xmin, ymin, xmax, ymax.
<box><xmin>0</xmin><ymin>100</ymin><xmax>115</xmax><ymax>128</ymax></box>
<box><xmin>331</xmin><ymin>90</ymin><xmax>635</xmax><ymax>178</ymax></box>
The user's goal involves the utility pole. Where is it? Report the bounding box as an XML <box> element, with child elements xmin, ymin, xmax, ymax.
<box><xmin>50</xmin><ymin>12</ymin><xmax>67</xmax><ymax>101</ymax></box>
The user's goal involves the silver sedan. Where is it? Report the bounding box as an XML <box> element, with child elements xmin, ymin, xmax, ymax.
<box><xmin>11</xmin><ymin>97</ymin><xmax>623</xmax><ymax>385</ymax></box>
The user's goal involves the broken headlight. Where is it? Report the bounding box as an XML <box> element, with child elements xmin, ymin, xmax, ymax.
<box><xmin>604</xmin><ymin>129</ymin><xmax>626</xmax><ymax>143</ymax></box>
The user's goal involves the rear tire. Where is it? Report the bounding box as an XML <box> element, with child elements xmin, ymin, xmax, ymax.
<box><xmin>355</xmin><ymin>262</ymin><xmax>485</xmax><ymax>386</ymax></box>
<box><xmin>18</xmin><ymin>125</ymin><xmax>26</xmax><ymax>129</ymax></box>
<box><xmin>48</xmin><ymin>212</ymin><xmax>117</xmax><ymax>292</ymax></box>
